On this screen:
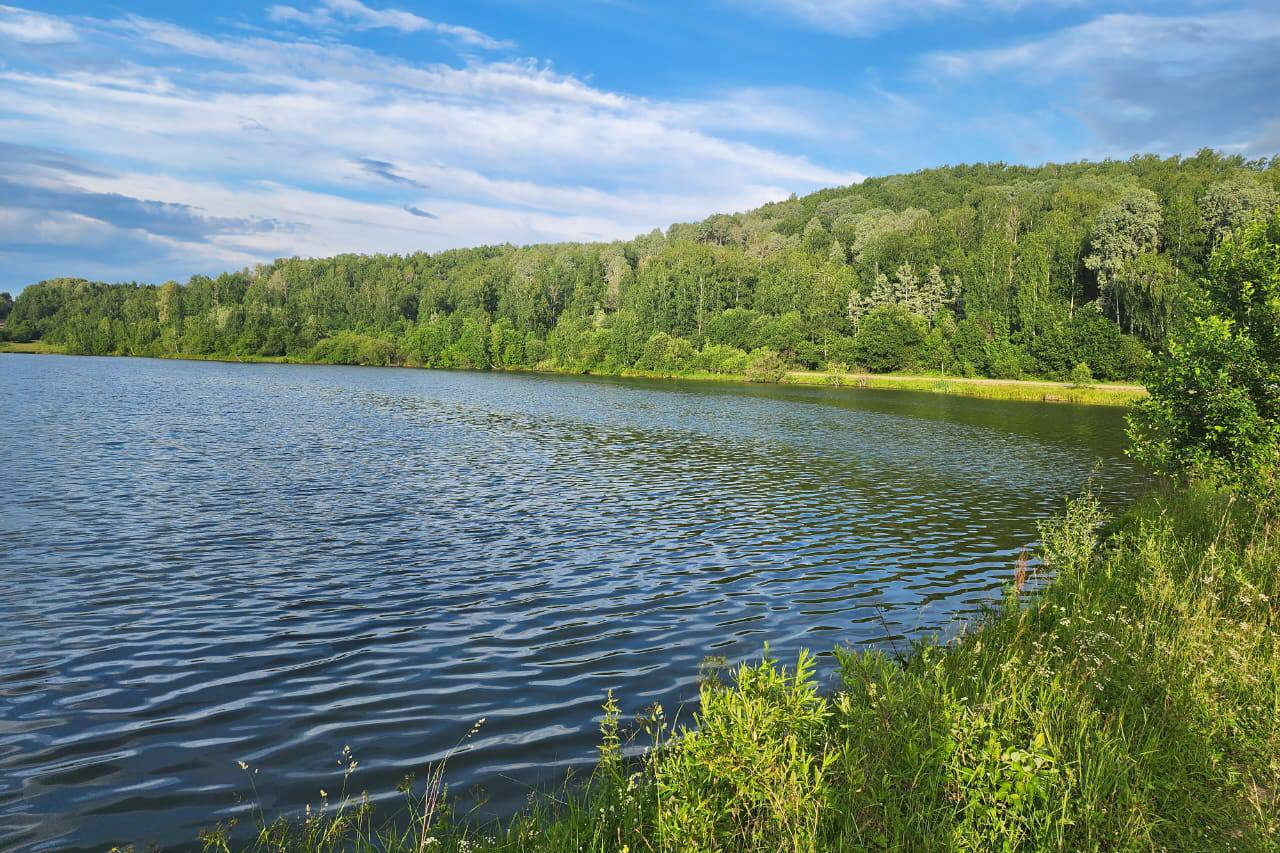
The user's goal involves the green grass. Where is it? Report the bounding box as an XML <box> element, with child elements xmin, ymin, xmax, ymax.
<box><xmin>0</xmin><ymin>339</ymin><xmax>65</xmax><ymax>354</ymax></box>
<box><xmin>785</xmin><ymin>371</ymin><xmax>1146</xmax><ymax>407</ymax></box>
<box><xmin>194</xmin><ymin>482</ymin><xmax>1278</xmax><ymax>853</ymax></box>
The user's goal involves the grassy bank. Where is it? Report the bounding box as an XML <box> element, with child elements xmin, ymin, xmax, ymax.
<box><xmin>199</xmin><ymin>483</ymin><xmax>1278</xmax><ymax>852</ymax></box>
<box><xmin>784</xmin><ymin>370</ymin><xmax>1145</xmax><ymax>406</ymax></box>
<box><xmin>0</xmin><ymin>339</ymin><xmax>66</xmax><ymax>354</ymax></box>
<box><xmin>2</xmin><ymin>342</ymin><xmax>1144</xmax><ymax>407</ymax></box>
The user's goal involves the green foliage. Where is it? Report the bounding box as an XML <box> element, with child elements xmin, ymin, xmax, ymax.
<box><xmin>1084</xmin><ymin>189</ymin><xmax>1163</xmax><ymax>327</ymax></box>
<box><xmin>744</xmin><ymin>348</ymin><xmax>788</xmax><ymax>383</ymax></box>
<box><xmin>1129</xmin><ymin>211</ymin><xmax>1280</xmax><ymax>487</ymax></box>
<box><xmin>1200</xmin><ymin>175</ymin><xmax>1280</xmax><ymax>245</ymax></box>
<box><xmin>310</xmin><ymin>332</ymin><xmax>396</xmax><ymax>366</ymax></box>
<box><xmin>697</xmin><ymin>343</ymin><xmax>750</xmax><ymax>374</ymax></box>
<box><xmin>852</xmin><ymin>305</ymin><xmax>924</xmax><ymax>372</ymax></box>
<box><xmin>1069</xmin><ymin>361</ymin><xmax>1093</xmax><ymax>388</ymax></box>
<box><xmin>19</xmin><ymin>153</ymin><xmax>1280</xmax><ymax>381</ymax></box>
<box><xmin>657</xmin><ymin>651</ymin><xmax>831</xmax><ymax>853</ymax></box>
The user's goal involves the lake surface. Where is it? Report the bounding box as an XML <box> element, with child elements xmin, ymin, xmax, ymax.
<box><xmin>0</xmin><ymin>355</ymin><xmax>1147</xmax><ymax>851</ymax></box>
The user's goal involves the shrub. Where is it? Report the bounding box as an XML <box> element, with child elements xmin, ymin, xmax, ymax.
<box><xmin>698</xmin><ymin>343</ymin><xmax>750</xmax><ymax>374</ymax></box>
<box><xmin>309</xmin><ymin>332</ymin><xmax>396</xmax><ymax>366</ymax></box>
<box><xmin>1069</xmin><ymin>361</ymin><xmax>1093</xmax><ymax>388</ymax></box>
<box><xmin>1128</xmin><ymin>212</ymin><xmax>1280</xmax><ymax>489</ymax></box>
<box><xmin>1127</xmin><ymin>316</ymin><xmax>1277</xmax><ymax>484</ymax></box>
<box><xmin>745</xmin><ymin>348</ymin><xmax>788</xmax><ymax>382</ymax></box>
<box><xmin>984</xmin><ymin>337</ymin><xmax>1026</xmax><ymax>380</ymax></box>
<box><xmin>635</xmin><ymin>331</ymin><xmax>673</xmax><ymax>372</ymax></box>
<box><xmin>853</xmin><ymin>305</ymin><xmax>924</xmax><ymax>373</ymax></box>
<box><xmin>657</xmin><ymin>651</ymin><xmax>832</xmax><ymax>853</ymax></box>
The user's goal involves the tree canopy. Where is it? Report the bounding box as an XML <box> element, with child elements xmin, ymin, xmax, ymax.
<box><xmin>8</xmin><ymin>150</ymin><xmax>1280</xmax><ymax>383</ymax></box>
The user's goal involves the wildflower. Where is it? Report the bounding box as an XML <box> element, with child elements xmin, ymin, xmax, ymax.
<box><xmin>236</xmin><ymin>760</ymin><xmax>248</xmax><ymax>771</ymax></box>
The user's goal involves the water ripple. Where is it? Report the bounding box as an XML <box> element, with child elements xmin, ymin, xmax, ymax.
<box><xmin>0</xmin><ymin>356</ymin><xmax>1146</xmax><ymax>851</ymax></box>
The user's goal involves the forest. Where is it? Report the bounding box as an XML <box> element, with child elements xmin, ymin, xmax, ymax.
<box><xmin>5</xmin><ymin>150</ymin><xmax>1279</xmax><ymax>383</ymax></box>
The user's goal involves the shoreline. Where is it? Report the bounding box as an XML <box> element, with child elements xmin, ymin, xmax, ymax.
<box><xmin>0</xmin><ymin>342</ymin><xmax>1146</xmax><ymax>407</ymax></box>
<box><xmin>183</xmin><ymin>483</ymin><xmax>1280</xmax><ymax>851</ymax></box>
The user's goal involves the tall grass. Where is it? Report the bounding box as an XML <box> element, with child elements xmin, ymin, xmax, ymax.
<box><xmin>195</xmin><ymin>483</ymin><xmax>1278</xmax><ymax>852</ymax></box>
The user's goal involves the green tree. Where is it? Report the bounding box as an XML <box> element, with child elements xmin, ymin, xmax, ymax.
<box><xmin>1199</xmin><ymin>176</ymin><xmax>1280</xmax><ymax>245</ymax></box>
<box><xmin>1085</xmin><ymin>189</ymin><xmax>1162</xmax><ymax>326</ymax></box>
<box><xmin>1128</xmin><ymin>212</ymin><xmax>1280</xmax><ymax>487</ymax></box>
<box><xmin>854</xmin><ymin>305</ymin><xmax>925</xmax><ymax>373</ymax></box>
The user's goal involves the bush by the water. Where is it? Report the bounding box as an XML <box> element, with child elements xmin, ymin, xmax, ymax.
<box><xmin>309</xmin><ymin>333</ymin><xmax>397</xmax><ymax>366</ymax></box>
<box><xmin>744</xmin><ymin>348</ymin><xmax>788</xmax><ymax>383</ymax></box>
<box><xmin>1129</xmin><ymin>210</ymin><xmax>1280</xmax><ymax>493</ymax></box>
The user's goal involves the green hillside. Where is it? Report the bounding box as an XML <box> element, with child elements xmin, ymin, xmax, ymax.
<box><xmin>6</xmin><ymin>150</ymin><xmax>1279</xmax><ymax>383</ymax></box>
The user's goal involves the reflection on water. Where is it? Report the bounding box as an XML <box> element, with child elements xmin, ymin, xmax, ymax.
<box><xmin>0</xmin><ymin>355</ymin><xmax>1145</xmax><ymax>851</ymax></box>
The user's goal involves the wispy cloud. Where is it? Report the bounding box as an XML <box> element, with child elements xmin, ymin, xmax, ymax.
<box><xmin>359</xmin><ymin>158</ymin><xmax>430</xmax><ymax>189</ymax></box>
<box><xmin>266</xmin><ymin>0</ymin><xmax>513</xmax><ymax>50</ymax></box>
<box><xmin>0</xmin><ymin>4</ymin><xmax>858</xmax><ymax>288</ymax></box>
<box><xmin>0</xmin><ymin>178</ymin><xmax>293</xmax><ymax>241</ymax></box>
<box><xmin>926</xmin><ymin>8</ymin><xmax>1280</xmax><ymax>155</ymax></box>
<box><xmin>0</xmin><ymin>3</ymin><xmax>77</xmax><ymax>44</ymax></box>
<box><xmin>742</xmin><ymin>0</ymin><xmax>1076</xmax><ymax>36</ymax></box>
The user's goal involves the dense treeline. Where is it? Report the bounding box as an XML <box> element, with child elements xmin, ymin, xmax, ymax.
<box><xmin>6</xmin><ymin>151</ymin><xmax>1279</xmax><ymax>381</ymax></box>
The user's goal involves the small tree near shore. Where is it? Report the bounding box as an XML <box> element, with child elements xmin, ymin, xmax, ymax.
<box><xmin>1127</xmin><ymin>211</ymin><xmax>1280</xmax><ymax>491</ymax></box>
<box><xmin>745</xmin><ymin>348</ymin><xmax>788</xmax><ymax>383</ymax></box>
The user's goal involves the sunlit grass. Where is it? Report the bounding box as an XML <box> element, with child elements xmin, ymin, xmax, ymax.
<box><xmin>785</xmin><ymin>370</ymin><xmax>1146</xmax><ymax>406</ymax></box>
<box><xmin>0</xmin><ymin>339</ymin><xmax>65</xmax><ymax>354</ymax></box>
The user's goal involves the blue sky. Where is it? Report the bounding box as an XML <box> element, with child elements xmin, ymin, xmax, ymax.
<box><xmin>0</xmin><ymin>0</ymin><xmax>1277</xmax><ymax>291</ymax></box>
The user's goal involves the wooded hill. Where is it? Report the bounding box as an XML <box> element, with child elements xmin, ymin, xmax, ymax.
<box><xmin>6</xmin><ymin>150</ymin><xmax>1279</xmax><ymax>382</ymax></box>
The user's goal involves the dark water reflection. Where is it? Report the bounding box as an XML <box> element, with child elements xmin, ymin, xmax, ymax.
<box><xmin>0</xmin><ymin>355</ymin><xmax>1146</xmax><ymax>851</ymax></box>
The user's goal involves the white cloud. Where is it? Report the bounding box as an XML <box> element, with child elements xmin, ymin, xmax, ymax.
<box><xmin>0</xmin><ymin>5</ymin><xmax>861</xmax><ymax>287</ymax></box>
<box><xmin>0</xmin><ymin>4</ymin><xmax>77</xmax><ymax>44</ymax></box>
<box><xmin>743</xmin><ymin>0</ymin><xmax>1078</xmax><ymax>36</ymax></box>
<box><xmin>928</xmin><ymin>9</ymin><xmax>1280</xmax><ymax>76</ymax></box>
<box><xmin>925</xmin><ymin>9</ymin><xmax>1280</xmax><ymax>155</ymax></box>
<box><xmin>266</xmin><ymin>0</ymin><xmax>513</xmax><ymax>50</ymax></box>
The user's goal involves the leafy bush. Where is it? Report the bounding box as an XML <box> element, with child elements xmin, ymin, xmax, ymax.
<box><xmin>698</xmin><ymin>343</ymin><xmax>750</xmax><ymax>374</ymax></box>
<box><xmin>657</xmin><ymin>651</ymin><xmax>831</xmax><ymax>853</ymax></box>
<box><xmin>1129</xmin><ymin>211</ymin><xmax>1280</xmax><ymax>488</ymax></box>
<box><xmin>310</xmin><ymin>332</ymin><xmax>396</xmax><ymax>366</ymax></box>
<box><xmin>745</xmin><ymin>348</ymin><xmax>788</xmax><ymax>382</ymax></box>
<box><xmin>1128</xmin><ymin>316</ymin><xmax>1277</xmax><ymax>484</ymax></box>
<box><xmin>1069</xmin><ymin>361</ymin><xmax>1093</xmax><ymax>387</ymax></box>
<box><xmin>853</xmin><ymin>305</ymin><xmax>924</xmax><ymax>373</ymax></box>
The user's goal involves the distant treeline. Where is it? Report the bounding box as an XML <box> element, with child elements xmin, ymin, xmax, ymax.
<box><xmin>5</xmin><ymin>150</ymin><xmax>1279</xmax><ymax>381</ymax></box>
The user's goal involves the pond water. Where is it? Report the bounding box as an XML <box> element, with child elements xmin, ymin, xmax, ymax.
<box><xmin>0</xmin><ymin>355</ymin><xmax>1147</xmax><ymax>851</ymax></box>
